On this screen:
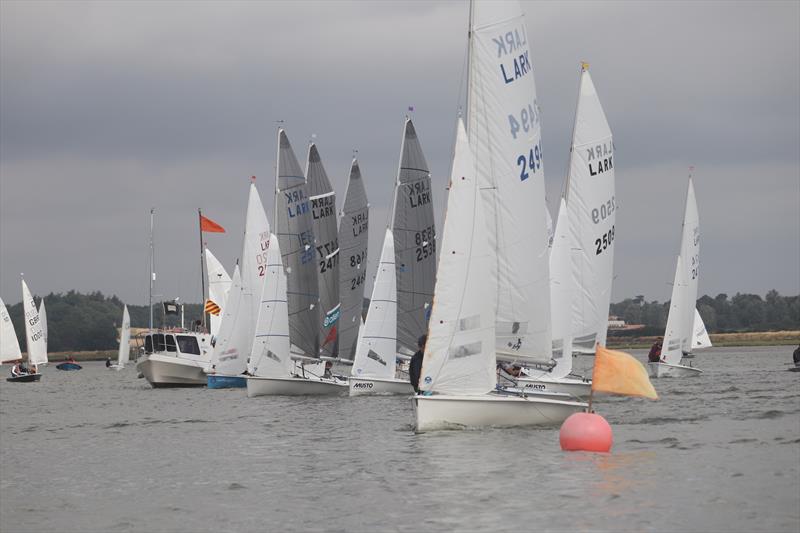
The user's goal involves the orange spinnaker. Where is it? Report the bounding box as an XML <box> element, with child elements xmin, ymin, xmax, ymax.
<box><xmin>592</xmin><ymin>345</ymin><xmax>658</xmax><ymax>400</ymax></box>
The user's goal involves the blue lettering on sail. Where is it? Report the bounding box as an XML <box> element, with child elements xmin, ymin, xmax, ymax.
<box><xmin>499</xmin><ymin>51</ymin><xmax>532</xmax><ymax>85</ymax></box>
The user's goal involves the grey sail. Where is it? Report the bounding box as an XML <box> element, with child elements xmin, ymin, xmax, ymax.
<box><xmin>392</xmin><ymin>118</ymin><xmax>436</xmax><ymax>354</ymax></box>
<box><xmin>337</xmin><ymin>159</ymin><xmax>369</xmax><ymax>363</ymax></box>
<box><xmin>275</xmin><ymin>128</ymin><xmax>320</xmax><ymax>358</ymax></box>
<box><xmin>306</xmin><ymin>143</ymin><xmax>339</xmax><ymax>359</ymax></box>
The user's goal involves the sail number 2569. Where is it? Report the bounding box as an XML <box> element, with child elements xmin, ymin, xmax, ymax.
<box><xmin>595</xmin><ymin>225</ymin><xmax>615</xmax><ymax>256</ymax></box>
<box><xmin>517</xmin><ymin>141</ymin><xmax>543</xmax><ymax>182</ymax></box>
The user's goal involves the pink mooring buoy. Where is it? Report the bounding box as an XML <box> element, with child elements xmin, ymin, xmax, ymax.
<box><xmin>559</xmin><ymin>411</ymin><xmax>613</xmax><ymax>452</ymax></box>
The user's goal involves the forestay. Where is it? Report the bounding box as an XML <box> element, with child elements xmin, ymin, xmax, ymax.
<box><xmin>468</xmin><ymin>0</ymin><xmax>552</xmax><ymax>364</ymax></box>
<box><xmin>307</xmin><ymin>144</ymin><xmax>340</xmax><ymax>359</ymax></box>
<box><xmin>275</xmin><ymin>129</ymin><xmax>320</xmax><ymax>358</ymax></box>
<box><xmin>420</xmin><ymin>119</ymin><xmax>495</xmax><ymax>396</ymax></box>
<box><xmin>0</xmin><ymin>297</ymin><xmax>22</xmax><ymax>364</ymax></box>
<box><xmin>118</xmin><ymin>305</ymin><xmax>131</xmax><ymax>367</ymax></box>
<box><xmin>549</xmin><ymin>198</ymin><xmax>575</xmax><ymax>379</ymax></box>
<box><xmin>249</xmin><ymin>234</ymin><xmax>292</xmax><ymax>379</ymax></box>
<box><xmin>566</xmin><ymin>66</ymin><xmax>616</xmax><ymax>353</ymax></box>
<box><xmin>392</xmin><ymin>119</ymin><xmax>436</xmax><ymax>355</ymax></box>
<box><xmin>337</xmin><ymin>159</ymin><xmax>369</xmax><ymax>363</ymax></box>
<box><xmin>352</xmin><ymin>229</ymin><xmax>397</xmax><ymax>380</ymax></box>
<box><xmin>21</xmin><ymin>280</ymin><xmax>47</xmax><ymax>366</ymax></box>
<box><xmin>205</xmin><ymin>247</ymin><xmax>232</xmax><ymax>337</ymax></box>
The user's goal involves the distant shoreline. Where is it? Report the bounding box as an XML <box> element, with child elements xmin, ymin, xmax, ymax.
<box><xmin>22</xmin><ymin>330</ymin><xmax>800</xmax><ymax>361</ymax></box>
<box><xmin>607</xmin><ymin>330</ymin><xmax>799</xmax><ymax>350</ymax></box>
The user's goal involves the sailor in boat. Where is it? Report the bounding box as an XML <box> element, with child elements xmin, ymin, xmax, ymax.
<box><xmin>10</xmin><ymin>362</ymin><xmax>26</xmax><ymax>378</ymax></box>
<box><xmin>648</xmin><ymin>337</ymin><xmax>663</xmax><ymax>363</ymax></box>
<box><xmin>793</xmin><ymin>344</ymin><xmax>800</xmax><ymax>367</ymax></box>
<box><xmin>324</xmin><ymin>361</ymin><xmax>333</xmax><ymax>379</ymax></box>
<box><xmin>105</xmin><ymin>357</ymin><xmax>112</xmax><ymax>368</ymax></box>
<box><xmin>409</xmin><ymin>335</ymin><xmax>426</xmax><ymax>394</ymax></box>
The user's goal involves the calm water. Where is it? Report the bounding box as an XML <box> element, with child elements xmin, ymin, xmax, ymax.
<box><xmin>1</xmin><ymin>346</ymin><xmax>798</xmax><ymax>533</ymax></box>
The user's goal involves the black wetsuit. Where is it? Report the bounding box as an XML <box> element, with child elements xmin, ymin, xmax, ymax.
<box><xmin>409</xmin><ymin>350</ymin><xmax>424</xmax><ymax>393</ymax></box>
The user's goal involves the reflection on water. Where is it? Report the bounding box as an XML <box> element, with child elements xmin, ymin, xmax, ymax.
<box><xmin>0</xmin><ymin>345</ymin><xmax>798</xmax><ymax>532</ymax></box>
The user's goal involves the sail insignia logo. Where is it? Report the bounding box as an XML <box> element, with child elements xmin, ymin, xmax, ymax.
<box><xmin>323</xmin><ymin>306</ymin><xmax>341</xmax><ymax>328</ymax></box>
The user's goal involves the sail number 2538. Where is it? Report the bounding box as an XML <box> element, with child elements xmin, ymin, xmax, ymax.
<box><xmin>595</xmin><ymin>225</ymin><xmax>615</xmax><ymax>255</ymax></box>
<box><xmin>517</xmin><ymin>141</ymin><xmax>543</xmax><ymax>182</ymax></box>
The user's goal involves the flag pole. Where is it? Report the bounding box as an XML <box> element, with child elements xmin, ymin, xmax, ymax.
<box><xmin>198</xmin><ymin>208</ymin><xmax>207</xmax><ymax>331</ymax></box>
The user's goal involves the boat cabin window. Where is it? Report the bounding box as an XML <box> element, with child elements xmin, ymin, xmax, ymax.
<box><xmin>165</xmin><ymin>334</ymin><xmax>177</xmax><ymax>352</ymax></box>
<box><xmin>144</xmin><ymin>335</ymin><xmax>153</xmax><ymax>354</ymax></box>
<box><xmin>176</xmin><ymin>335</ymin><xmax>200</xmax><ymax>355</ymax></box>
<box><xmin>153</xmin><ymin>334</ymin><xmax>166</xmax><ymax>352</ymax></box>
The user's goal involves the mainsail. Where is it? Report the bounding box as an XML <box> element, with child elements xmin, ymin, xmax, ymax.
<box><xmin>337</xmin><ymin>159</ymin><xmax>369</xmax><ymax>363</ymax></box>
<box><xmin>661</xmin><ymin>255</ymin><xmax>686</xmax><ymax>365</ymax></box>
<box><xmin>392</xmin><ymin>118</ymin><xmax>436</xmax><ymax>355</ymax></box>
<box><xmin>0</xmin><ymin>296</ymin><xmax>22</xmax><ymax>364</ymax></box>
<box><xmin>352</xmin><ymin>229</ymin><xmax>396</xmax><ymax>380</ymax></box>
<box><xmin>249</xmin><ymin>233</ymin><xmax>293</xmax><ymax>378</ymax></box>
<box><xmin>275</xmin><ymin>129</ymin><xmax>320</xmax><ymax>358</ymax></box>
<box><xmin>679</xmin><ymin>177</ymin><xmax>700</xmax><ymax>354</ymax></box>
<box><xmin>468</xmin><ymin>0</ymin><xmax>552</xmax><ymax>364</ymax></box>
<box><xmin>39</xmin><ymin>299</ymin><xmax>47</xmax><ymax>349</ymax></box>
<box><xmin>210</xmin><ymin>266</ymin><xmax>251</xmax><ymax>375</ymax></box>
<box><xmin>565</xmin><ymin>65</ymin><xmax>616</xmax><ymax>353</ymax></box>
<box><xmin>205</xmin><ymin>247</ymin><xmax>232</xmax><ymax>337</ymax></box>
<box><xmin>306</xmin><ymin>144</ymin><xmax>340</xmax><ymax>359</ymax></box>
<box><xmin>21</xmin><ymin>280</ymin><xmax>47</xmax><ymax>366</ymax></box>
<box><xmin>420</xmin><ymin>118</ymin><xmax>495</xmax><ymax>395</ymax></box>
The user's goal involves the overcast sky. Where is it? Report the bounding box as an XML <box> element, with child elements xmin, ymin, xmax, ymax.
<box><xmin>1</xmin><ymin>0</ymin><xmax>798</xmax><ymax>307</ymax></box>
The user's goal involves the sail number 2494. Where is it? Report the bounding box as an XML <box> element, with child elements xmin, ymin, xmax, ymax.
<box><xmin>516</xmin><ymin>140</ymin><xmax>543</xmax><ymax>182</ymax></box>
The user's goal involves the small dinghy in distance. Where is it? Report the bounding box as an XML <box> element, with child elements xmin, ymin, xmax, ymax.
<box><xmin>108</xmin><ymin>305</ymin><xmax>131</xmax><ymax>370</ymax></box>
<box><xmin>56</xmin><ymin>361</ymin><xmax>82</xmax><ymax>371</ymax></box>
<box><xmin>4</xmin><ymin>280</ymin><xmax>47</xmax><ymax>382</ymax></box>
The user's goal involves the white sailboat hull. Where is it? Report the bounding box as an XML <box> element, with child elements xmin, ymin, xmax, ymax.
<box><xmin>348</xmin><ymin>376</ymin><xmax>413</xmax><ymax>396</ymax></box>
<box><xmin>246</xmin><ymin>376</ymin><xmax>347</xmax><ymax>397</ymax></box>
<box><xmin>647</xmin><ymin>361</ymin><xmax>703</xmax><ymax>378</ymax></box>
<box><xmin>513</xmin><ymin>375</ymin><xmax>592</xmax><ymax>398</ymax></box>
<box><xmin>136</xmin><ymin>355</ymin><xmax>207</xmax><ymax>388</ymax></box>
<box><xmin>413</xmin><ymin>394</ymin><xmax>587</xmax><ymax>432</ymax></box>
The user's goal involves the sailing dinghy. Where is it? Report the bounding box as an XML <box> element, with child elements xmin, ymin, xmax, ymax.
<box><xmin>349</xmin><ymin>118</ymin><xmax>435</xmax><ymax>395</ymax></box>
<box><xmin>414</xmin><ymin>119</ymin><xmax>585</xmax><ymax>431</ymax></box>
<box><xmin>109</xmin><ymin>305</ymin><xmax>131</xmax><ymax>370</ymax></box>
<box><xmin>515</xmin><ymin>64</ymin><xmax>614</xmax><ymax>397</ymax></box>
<box><xmin>248</xmin><ymin>129</ymin><xmax>344</xmax><ymax>396</ymax></box>
<box><xmin>0</xmin><ymin>296</ymin><xmax>31</xmax><ymax>381</ymax></box>
<box><xmin>6</xmin><ymin>280</ymin><xmax>47</xmax><ymax>382</ymax></box>
<box><xmin>648</xmin><ymin>176</ymin><xmax>704</xmax><ymax>378</ymax></box>
<box><xmin>206</xmin><ymin>180</ymin><xmax>269</xmax><ymax>388</ymax></box>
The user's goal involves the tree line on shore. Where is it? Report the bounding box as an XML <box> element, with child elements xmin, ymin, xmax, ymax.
<box><xmin>4</xmin><ymin>289</ymin><xmax>799</xmax><ymax>353</ymax></box>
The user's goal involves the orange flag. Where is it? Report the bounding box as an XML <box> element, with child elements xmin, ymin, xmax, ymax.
<box><xmin>592</xmin><ymin>345</ymin><xmax>658</xmax><ymax>400</ymax></box>
<box><xmin>200</xmin><ymin>215</ymin><xmax>225</xmax><ymax>233</ymax></box>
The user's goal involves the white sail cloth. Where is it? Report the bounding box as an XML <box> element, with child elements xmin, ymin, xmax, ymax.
<box><xmin>469</xmin><ymin>0</ymin><xmax>551</xmax><ymax>364</ymax></box>
<box><xmin>205</xmin><ymin>247</ymin><xmax>232</xmax><ymax>337</ymax></box>
<box><xmin>0</xmin><ymin>297</ymin><xmax>22</xmax><ymax>364</ymax></box>
<box><xmin>118</xmin><ymin>305</ymin><xmax>131</xmax><ymax>367</ymax></box>
<box><xmin>352</xmin><ymin>228</ymin><xmax>397</xmax><ymax>380</ymax></box>
<box><xmin>21</xmin><ymin>280</ymin><xmax>47</xmax><ymax>366</ymax></box>
<box><xmin>249</xmin><ymin>234</ymin><xmax>292</xmax><ymax>378</ymax></box>
<box><xmin>566</xmin><ymin>68</ymin><xmax>616</xmax><ymax>353</ymax></box>
<box><xmin>420</xmin><ymin>119</ymin><xmax>496</xmax><ymax>396</ymax></box>
<box><xmin>548</xmin><ymin>198</ymin><xmax>575</xmax><ymax>378</ymax></box>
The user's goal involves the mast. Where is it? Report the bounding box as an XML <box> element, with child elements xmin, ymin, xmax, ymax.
<box><xmin>198</xmin><ymin>208</ymin><xmax>207</xmax><ymax>331</ymax></box>
<box><xmin>465</xmin><ymin>0</ymin><xmax>474</xmax><ymax>133</ymax></box>
<box><xmin>563</xmin><ymin>62</ymin><xmax>588</xmax><ymax>202</ymax></box>
<box><xmin>148</xmin><ymin>207</ymin><xmax>155</xmax><ymax>331</ymax></box>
